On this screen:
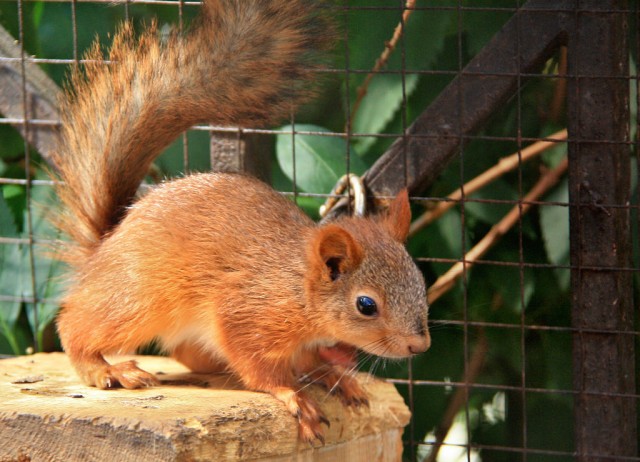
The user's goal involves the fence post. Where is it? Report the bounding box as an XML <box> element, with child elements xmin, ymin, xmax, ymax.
<box><xmin>210</xmin><ymin>129</ymin><xmax>271</xmax><ymax>183</ymax></box>
<box><xmin>566</xmin><ymin>1</ymin><xmax>637</xmax><ymax>460</ymax></box>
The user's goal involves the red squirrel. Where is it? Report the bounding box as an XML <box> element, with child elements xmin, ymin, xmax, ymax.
<box><xmin>52</xmin><ymin>0</ymin><xmax>431</xmax><ymax>442</ymax></box>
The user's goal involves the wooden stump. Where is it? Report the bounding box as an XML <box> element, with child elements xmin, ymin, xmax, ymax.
<box><xmin>0</xmin><ymin>353</ymin><xmax>411</xmax><ymax>461</ymax></box>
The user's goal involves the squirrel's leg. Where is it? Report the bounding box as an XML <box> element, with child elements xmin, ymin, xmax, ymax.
<box><xmin>231</xmin><ymin>357</ymin><xmax>329</xmax><ymax>443</ymax></box>
<box><xmin>171</xmin><ymin>341</ymin><xmax>228</xmax><ymax>374</ymax></box>
<box><xmin>269</xmin><ymin>386</ymin><xmax>330</xmax><ymax>444</ymax></box>
<box><xmin>295</xmin><ymin>349</ymin><xmax>369</xmax><ymax>407</ymax></box>
<box><xmin>58</xmin><ymin>302</ymin><xmax>159</xmax><ymax>389</ymax></box>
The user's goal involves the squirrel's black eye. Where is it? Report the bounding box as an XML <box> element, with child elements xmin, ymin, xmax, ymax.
<box><xmin>356</xmin><ymin>296</ymin><xmax>378</xmax><ymax>317</ymax></box>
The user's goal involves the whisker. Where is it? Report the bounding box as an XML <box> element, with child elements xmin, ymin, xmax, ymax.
<box><xmin>326</xmin><ymin>370</ymin><xmax>346</xmax><ymax>396</ymax></box>
<box><xmin>296</xmin><ymin>367</ymin><xmax>333</xmax><ymax>394</ymax></box>
<box><xmin>298</xmin><ymin>361</ymin><xmax>332</xmax><ymax>383</ymax></box>
<box><xmin>357</xmin><ymin>337</ymin><xmax>388</xmax><ymax>354</ymax></box>
<box><xmin>368</xmin><ymin>355</ymin><xmax>383</xmax><ymax>379</ymax></box>
<box><xmin>427</xmin><ymin>319</ymin><xmax>459</xmax><ymax>332</ymax></box>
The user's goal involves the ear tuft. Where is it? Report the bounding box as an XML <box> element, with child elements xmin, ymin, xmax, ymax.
<box><xmin>382</xmin><ymin>189</ymin><xmax>412</xmax><ymax>242</ymax></box>
<box><xmin>311</xmin><ymin>224</ymin><xmax>363</xmax><ymax>281</ymax></box>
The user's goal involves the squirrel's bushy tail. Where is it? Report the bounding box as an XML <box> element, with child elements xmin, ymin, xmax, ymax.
<box><xmin>53</xmin><ymin>0</ymin><xmax>332</xmax><ymax>261</ymax></box>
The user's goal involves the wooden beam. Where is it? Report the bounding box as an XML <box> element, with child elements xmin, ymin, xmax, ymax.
<box><xmin>566</xmin><ymin>1</ymin><xmax>637</xmax><ymax>460</ymax></box>
<box><xmin>362</xmin><ymin>0</ymin><xmax>572</xmax><ymax>199</ymax></box>
<box><xmin>0</xmin><ymin>24</ymin><xmax>60</xmax><ymax>165</ymax></box>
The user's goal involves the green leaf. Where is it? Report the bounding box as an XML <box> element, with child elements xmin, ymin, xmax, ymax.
<box><xmin>465</xmin><ymin>178</ymin><xmax>518</xmax><ymax>225</ymax></box>
<box><xmin>32</xmin><ymin>1</ymin><xmax>45</xmax><ymax>28</ymax></box>
<box><xmin>344</xmin><ymin>0</ymin><xmax>454</xmax><ymax>159</ymax></box>
<box><xmin>0</xmin><ymin>193</ymin><xmax>22</xmax><ymax>354</ymax></box>
<box><xmin>28</xmin><ymin>256</ymin><xmax>64</xmax><ymax>349</ymax></box>
<box><xmin>344</xmin><ymin>0</ymin><xmax>408</xmax><ymax>72</ymax></box>
<box><xmin>345</xmin><ymin>0</ymin><xmax>454</xmax><ymax>72</ymax></box>
<box><xmin>276</xmin><ymin>124</ymin><xmax>366</xmax><ymax>194</ymax></box>
<box><xmin>0</xmin><ymin>247</ymin><xmax>27</xmax><ymax>355</ymax></box>
<box><xmin>0</xmin><ymin>125</ymin><xmax>25</xmax><ymax>160</ymax></box>
<box><xmin>462</xmin><ymin>0</ymin><xmax>515</xmax><ymax>57</ymax></box>
<box><xmin>540</xmin><ymin>178</ymin><xmax>570</xmax><ymax>291</ymax></box>
<box><xmin>352</xmin><ymin>73</ymin><xmax>420</xmax><ymax>155</ymax></box>
<box><xmin>156</xmin><ymin>130</ymin><xmax>211</xmax><ymax>176</ymax></box>
<box><xmin>486</xmin><ymin>258</ymin><xmax>535</xmax><ymax>315</ymax></box>
<box><xmin>3</xmin><ymin>185</ymin><xmax>26</xmax><ymax>232</ymax></box>
<box><xmin>21</xmin><ymin>186</ymin><xmax>63</xmax><ymax>344</ymax></box>
<box><xmin>294</xmin><ymin>196</ymin><xmax>323</xmax><ymax>221</ymax></box>
<box><xmin>541</xmin><ymin>126</ymin><xmax>568</xmax><ymax>169</ymax></box>
<box><xmin>0</xmin><ymin>189</ymin><xmax>18</xmax><ymax>240</ymax></box>
<box><xmin>412</xmin><ymin>208</ymin><xmax>470</xmax><ymax>282</ymax></box>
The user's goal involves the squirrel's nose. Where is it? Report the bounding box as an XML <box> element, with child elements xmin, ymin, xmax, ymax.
<box><xmin>407</xmin><ymin>333</ymin><xmax>431</xmax><ymax>355</ymax></box>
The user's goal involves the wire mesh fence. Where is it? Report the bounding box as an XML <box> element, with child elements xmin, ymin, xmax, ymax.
<box><xmin>0</xmin><ymin>1</ymin><xmax>638</xmax><ymax>461</ymax></box>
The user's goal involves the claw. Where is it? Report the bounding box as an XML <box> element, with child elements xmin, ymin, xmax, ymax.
<box><xmin>319</xmin><ymin>415</ymin><xmax>331</xmax><ymax>428</ymax></box>
<box><xmin>272</xmin><ymin>387</ymin><xmax>327</xmax><ymax>444</ymax></box>
<box><xmin>92</xmin><ymin>360</ymin><xmax>159</xmax><ymax>390</ymax></box>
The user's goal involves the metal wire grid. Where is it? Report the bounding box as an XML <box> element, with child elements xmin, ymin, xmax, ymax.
<box><xmin>0</xmin><ymin>1</ymin><xmax>638</xmax><ymax>461</ymax></box>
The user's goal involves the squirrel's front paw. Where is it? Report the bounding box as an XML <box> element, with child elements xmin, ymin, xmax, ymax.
<box><xmin>329</xmin><ymin>374</ymin><xmax>369</xmax><ymax>407</ymax></box>
<box><xmin>303</xmin><ymin>367</ymin><xmax>369</xmax><ymax>408</ymax></box>
<box><xmin>270</xmin><ymin>387</ymin><xmax>329</xmax><ymax>444</ymax></box>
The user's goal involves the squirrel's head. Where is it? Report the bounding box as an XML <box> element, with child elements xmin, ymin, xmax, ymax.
<box><xmin>304</xmin><ymin>190</ymin><xmax>430</xmax><ymax>359</ymax></box>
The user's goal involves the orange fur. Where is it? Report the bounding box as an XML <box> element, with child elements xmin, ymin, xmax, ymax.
<box><xmin>53</xmin><ymin>0</ymin><xmax>430</xmax><ymax>443</ymax></box>
<box><xmin>382</xmin><ymin>189</ymin><xmax>412</xmax><ymax>242</ymax></box>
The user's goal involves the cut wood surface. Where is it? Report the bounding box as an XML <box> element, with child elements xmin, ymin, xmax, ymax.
<box><xmin>0</xmin><ymin>353</ymin><xmax>411</xmax><ymax>462</ymax></box>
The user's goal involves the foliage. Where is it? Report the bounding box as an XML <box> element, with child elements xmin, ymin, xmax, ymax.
<box><xmin>0</xmin><ymin>1</ymin><xmax>638</xmax><ymax>461</ymax></box>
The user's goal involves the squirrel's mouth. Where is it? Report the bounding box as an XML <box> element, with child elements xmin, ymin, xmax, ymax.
<box><xmin>317</xmin><ymin>342</ymin><xmax>358</xmax><ymax>368</ymax></box>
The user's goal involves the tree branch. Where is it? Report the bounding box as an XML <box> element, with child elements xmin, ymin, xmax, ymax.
<box><xmin>427</xmin><ymin>157</ymin><xmax>568</xmax><ymax>304</ymax></box>
<box><xmin>409</xmin><ymin>129</ymin><xmax>567</xmax><ymax>237</ymax></box>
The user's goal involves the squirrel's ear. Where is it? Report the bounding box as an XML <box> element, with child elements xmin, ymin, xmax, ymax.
<box><xmin>381</xmin><ymin>189</ymin><xmax>412</xmax><ymax>243</ymax></box>
<box><xmin>310</xmin><ymin>225</ymin><xmax>363</xmax><ymax>281</ymax></box>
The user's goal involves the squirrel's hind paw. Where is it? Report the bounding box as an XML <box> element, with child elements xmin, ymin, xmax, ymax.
<box><xmin>95</xmin><ymin>360</ymin><xmax>159</xmax><ymax>389</ymax></box>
